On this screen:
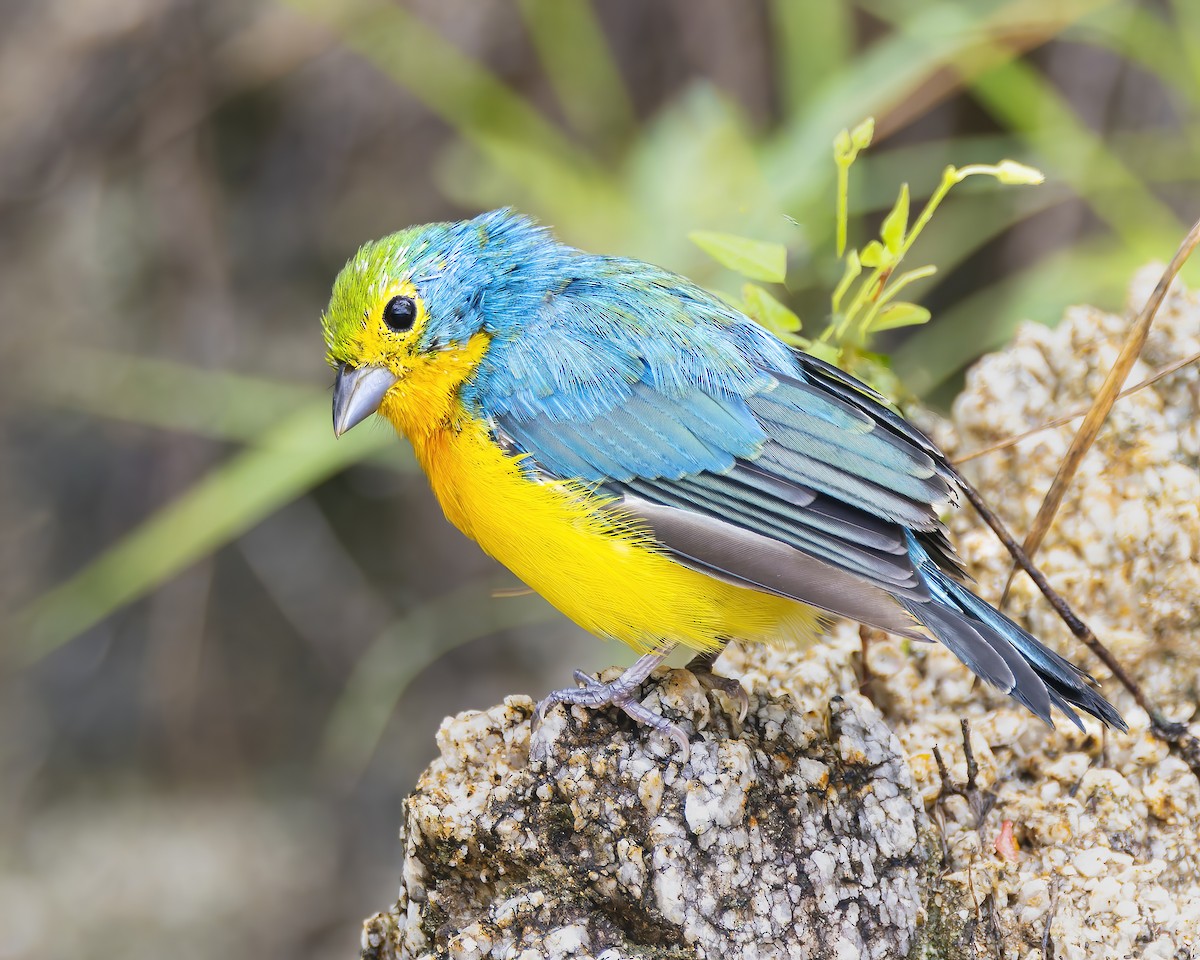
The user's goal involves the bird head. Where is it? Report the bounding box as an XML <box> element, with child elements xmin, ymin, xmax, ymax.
<box><xmin>322</xmin><ymin>209</ymin><xmax>558</xmax><ymax>438</ymax></box>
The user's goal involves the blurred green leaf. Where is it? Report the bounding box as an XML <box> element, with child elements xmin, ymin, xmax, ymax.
<box><xmin>15</xmin><ymin>401</ymin><xmax>393</xmax><ymax>662</ymax></box>
<box><xmin>13</xmin><ymin>347</ymin><xmax>413</xmax><ymax>468</ymax></box>
<box><xmin>863</xmin><ymin>0</ymin><xmax>1182</xmax><ymax>254</ymax></box>
<box><xmin>516</xmin><ymin>0</ymin><xmax>633</xmax><ymax>147</ymax></box>
<box><xmin>689</xmin><ymin>230</ymin><xmax>787</xmax><ymax>283</ymax></box>
<box><xmin>769</xmin><ymin>0</ymin><xmax>853</xmax><ymax>117</ymax></box>
<box><xmin>318</xmin><ymin>577</ymin><xmax>558</xmax><ymax>783</ymax></box>
<box><xmin>284</xmin><ymin>0</ymin><xmax>624</xmax><ymax>231</ymax></box>
<box><xmin>624</xmin><ymin>86</ymin><xmax>779</xmax><ymax>266</ymax></box>
<box><xmin>970</xmin><ymin>61</ymin><xmax>1181</xmax><ymax>248</ymax></box>
<box><xmin>764</xmin><ymin>0</ymin><xmax>1102</xmax><ymax>207</ymax></box>
<box><xmin>742</xmin><ymin>283</ymin><xmax>802</xmax><ymax>337</ymax></box>
<box><xmin>871</xmin><ymin>302</ymin><xmax>931</xmax><ymax>331</ymax></box>
<box><xmin>15</xmin><ymin>348</ymin><xmax>319</xmax><ymax>441</ymax></box>
<box><xmin>1076</xmin><ymin>4</ymin><xmax>1200</xmax><ymax>120</ymax></box>
<box><xmin>1166</xmin><ymin>0</ymin><xmax>1200</xmax><ymax>90</ymax></box>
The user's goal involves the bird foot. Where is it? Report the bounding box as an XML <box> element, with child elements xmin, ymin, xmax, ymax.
<box><xmin>532</xmin><ymin>649</ymin><xmax>690</xmax><ymax>761</ymax></box>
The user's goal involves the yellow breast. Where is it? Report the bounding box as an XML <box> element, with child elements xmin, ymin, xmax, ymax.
<box><xmin>377</xmin><ymin>336</ymin><xmax>822</xmax><ymax>653</ymax></box>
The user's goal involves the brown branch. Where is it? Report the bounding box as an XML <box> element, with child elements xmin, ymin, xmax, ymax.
<box><xmin>998</xmin><ymin>217</ymin><xmax>1200</xmax><ymax>606</ymax></box>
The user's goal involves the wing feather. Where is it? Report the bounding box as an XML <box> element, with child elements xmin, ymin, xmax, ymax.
<box><xmin>477</xmin><ymin>269</ymin><xmax>966</xmax><ymax>623</ymax></box>
<box><xmin>625</xmin><ymin>475</ymin><xmax>923</xmax><ymax>594</ymax></box>
<box><xmin>621</xmin><ymin>495</ymin><xmax>928</xmax><ymax>639</ymax></box>
<box><xmin>683</xmin><ymin>470</ymin><xmax>902</xmax><ymax>553</ymax></box>
<box><xmin>754</xmin><ymin>442</ymin><xmax>936</xmax><ymax>529</ymax></box>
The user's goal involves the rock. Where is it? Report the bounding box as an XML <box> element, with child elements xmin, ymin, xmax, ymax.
<box><xmin>362</xmin><ymin>680</ymin><xmax>929</xmax><ymax>960</ymax></box>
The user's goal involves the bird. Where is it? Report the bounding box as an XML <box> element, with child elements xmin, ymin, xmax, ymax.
<box><xmin>322</xmin><ymin>207</ymin><xmax>1125</xmax><ymax>754</ymax></box>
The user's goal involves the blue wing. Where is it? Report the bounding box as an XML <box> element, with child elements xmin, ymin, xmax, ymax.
<box><xmin>468</xmin><ymin>259</ymin><xmax>954</xmax><ymax>626</ymax></box>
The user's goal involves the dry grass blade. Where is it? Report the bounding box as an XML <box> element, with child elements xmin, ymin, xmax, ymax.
<box><xmin>953</xmin><ymin>347</ymin><xmax>1200</xmax><ymax>464</ymax></box>
<box><xmin>998</xmin><ymin>216</ymin><xmax>1200</xmax><ymax>606</ymax></box>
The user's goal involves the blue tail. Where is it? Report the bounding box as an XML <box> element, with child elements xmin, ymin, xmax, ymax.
<box><xmin>898</xmin><ymin>534</ymin><xmax>1127</xmax><ymax>732</ymax></box>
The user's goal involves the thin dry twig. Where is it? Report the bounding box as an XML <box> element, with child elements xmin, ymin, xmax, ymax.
<box><xmin>953</xmin><ymin>348</ymin><xmax>1200</xmax><ymax>465</ymax></box>
<box><xmin>998</xmin><ymin>217</ymin><xmax>1200</xmax><ymax>605</ymax></box>
<box><xmin>1041</xmin><ymin>879</ymin><xmax>1060</xmax><ymax>960</ymax></box>
<box><xmin>932</xmin><ymin>719</ymin><xmax>997</xmax><ymax>828</ymax></box>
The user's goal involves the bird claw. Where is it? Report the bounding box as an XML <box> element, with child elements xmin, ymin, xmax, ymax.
<box><xmin>531</xmin><ymin>649</ymin><xmax>691</xmax><ymax>762</ymax></box>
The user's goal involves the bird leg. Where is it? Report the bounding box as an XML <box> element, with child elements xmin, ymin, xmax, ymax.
<box><xmin>685</xmin><ymin>647</ymin><xmax>750</xmax><ymax>722</ymax></box>
<box><xmin>533</xmin><ymin>647</ymin><xmax>691</xmax><ymax>758</ymax></box>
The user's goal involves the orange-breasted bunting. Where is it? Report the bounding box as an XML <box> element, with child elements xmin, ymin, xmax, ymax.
<box><xmin>322</xmin><ymin>208</ymin><xmax>1125</xmax><ymax>753</ymax></box>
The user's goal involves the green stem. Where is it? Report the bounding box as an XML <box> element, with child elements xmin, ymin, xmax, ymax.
<box><xmin>857</xmin><ymin>264</ymin><xmax>937</xmax><ymax>338</ymax></box>
<box><xmin>836</xmin><ymin>158</ymin><xmax>851</xmax><ymax>257</ymax></box>
<box><xmin>833</xmin><ymin>166</ymin><xmax>957</xmax><ymax>344</ymax></box>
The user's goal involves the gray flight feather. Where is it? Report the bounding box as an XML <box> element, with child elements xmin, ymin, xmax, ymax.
<box><xmin>616</xmin><ymin>494</ymin><xmax>929</xmax><ymax>641</ymax></box>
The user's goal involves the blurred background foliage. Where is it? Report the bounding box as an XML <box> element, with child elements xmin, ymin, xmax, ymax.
<box><xmin>1</xmin><ymin>1</ymin><xmax>1198</xmax><ymax>957</ymax></box>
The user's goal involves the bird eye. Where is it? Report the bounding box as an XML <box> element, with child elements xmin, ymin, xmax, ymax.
<box><xmin>382</xmin><ymin>295</ymin><xmax>417</xmax><ymax>332</ymax></box>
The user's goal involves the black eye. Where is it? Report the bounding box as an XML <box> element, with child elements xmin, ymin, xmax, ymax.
<box><xmin>382</xmin><ymin>295</ymin><xmax>417</xmax><ymax>332</ymax></box>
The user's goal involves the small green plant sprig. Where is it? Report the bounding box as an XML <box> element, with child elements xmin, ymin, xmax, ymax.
<box><xmin>690</xmin><ymin>116</ymin><xmax>1044</xmax><ymax>389</ymax></box>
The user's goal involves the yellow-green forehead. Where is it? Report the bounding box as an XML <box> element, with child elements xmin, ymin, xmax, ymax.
<box><xmin>332</xmin><ymin>231</ymin><xmax>422</xmax><ymax>312</ymax></box>
<box><xmin>322</xmin><ymin>229</ymin><xmax>422</xmax><ymax>357</ymax></box>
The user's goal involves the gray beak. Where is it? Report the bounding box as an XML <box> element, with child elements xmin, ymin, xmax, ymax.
<box><xmin>332</xmin><ymin>364</ymin><xmax>399</xmax><ymax>437</ymax></box>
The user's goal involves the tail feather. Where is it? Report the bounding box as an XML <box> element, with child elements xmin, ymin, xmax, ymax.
<box><xmin>898</xmin><ymin>591</ymin><xmax>1056</xmax><ymax>726</ymax></box>
<box><xmin>902</xmin><ymin>535</ymin><xmax>1127</xmax><ymax>732</ymax></box>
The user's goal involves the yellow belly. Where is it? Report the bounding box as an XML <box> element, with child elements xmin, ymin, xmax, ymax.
<box><xmin>401</xmin><ymin>415</ymin><xmax>824</xmax><ymax>654</ymax></box>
